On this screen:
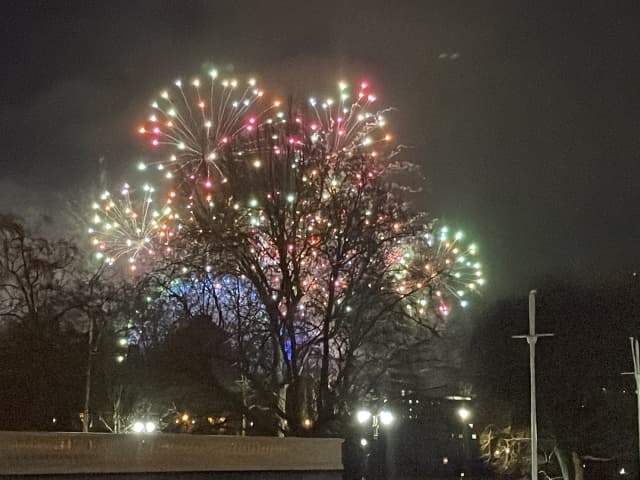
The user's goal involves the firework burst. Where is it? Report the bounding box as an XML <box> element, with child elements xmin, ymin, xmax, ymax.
<box><xmin>392</xmin><ymin>225</ymin><xmax>483</xmax><ymax>315</ymax></box>
<box><xmin>88</xmin><ymin>183</ymin><xmax>174</xmax><ymax>271</ymax></box>
<box><xmin>137</xmin><ymin>70</ymin><xmax>275</xmax><ymax>181</ymax></box>
<box><xmin>302</xmin><ymin>80</ymin><xmax>393</xmax><ymax>158</ymax></box>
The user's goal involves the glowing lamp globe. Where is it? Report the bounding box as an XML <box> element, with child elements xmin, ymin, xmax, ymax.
<box><xmin>356</xmin><ymin>410</ymin><xmax>372</xmax><ymax>424</ymax></box>
<box><xmin>379</xmin><ymin>410</ymin><xmax>394</xmax><ymax>426</ymax></box>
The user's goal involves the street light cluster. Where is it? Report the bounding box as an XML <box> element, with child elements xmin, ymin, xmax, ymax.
<box><xmin>356</xmin><ymin>409</ymin><xmax>394</xmax><ymax>426</ymax></box>
<box><xmin>356</xmin><ymin>408</ymin><xmax>394</xmax><ymax>443</ymax></box>
<box><xmin>132</xmin><ymin>421</ymin><xmax>156</xmax><ymax>433</ymax></box>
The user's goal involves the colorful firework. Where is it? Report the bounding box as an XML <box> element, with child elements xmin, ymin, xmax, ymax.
<box><xmin>129</xmin><ymin>71</ymin><xmax>483</xmax><ymax>310</ymax></box>
<box><xmin>235</xmin><ymin>80</ymin><xmax>395</xmax><ymax>169</ymax></box>
<box><xmin>137</xmin><ymin>70</ymin><xmax>275</xmax><ymax>181</ymax></box>
<box><xmin>302</xmin><ymin>80</ymin><xmax>394</xmax><ymax>158</ymax></box>
<box><xmin>392</xmin><ymin>225</ymin><xmax>483</xmax><ymax>315</ymax></box>
<box><xmin>87</xmin><ymin>183</ymin><xmax>175</xmax><ymax>271</ymax></box>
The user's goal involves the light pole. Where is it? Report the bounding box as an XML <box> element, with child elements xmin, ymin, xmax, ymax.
<box><xmin>356</xmin><ymin>409</ymin><xmax>394</xmax><ymax>440</ymax></box>
<box><xmin>356</xmin><ymin>409</ymin><xmax>394</xmax><ymax>479</ymax></box>
<box><xmin>513</xmin><ymin>290</ymin><xmax>553</xmax><ymax>480</ymax></box>
<box><xmin>623</xmin><ymin>338</ymin><xmax>640</xmax><ymax>474</ymax></box>
<box><xmin>457</xmin><ymin>407</ymin><xmax>472</xmax><ymax>473</ymax></box>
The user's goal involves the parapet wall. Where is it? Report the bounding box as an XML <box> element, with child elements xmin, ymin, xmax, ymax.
<box><xmin>0</xmin><ymin>432</ymin><xmax>343</xmax><ymax>476</ymax></box>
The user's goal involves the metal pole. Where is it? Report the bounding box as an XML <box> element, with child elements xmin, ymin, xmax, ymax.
<box><xmin>527</xmin><ymin>291</ymin><xmax>538</xmax><ymax>480</ymax></box>
<box><xmin>372</xmin><ymin>415</ymin><xmax>380</xmax><ymax>440</ymax></box>
<box><xmin>512</xmin><ymin>290</ymin><xmax>553</xmax><ymax>480</ymax></box>
<box><xmin>630</xmin><ymin>338</ymin><xmax>640</xmax><ymax>473</ymax></box>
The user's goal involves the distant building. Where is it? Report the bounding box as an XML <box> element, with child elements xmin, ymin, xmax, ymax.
<box><xmin>385</xmin><ymin>390</ymin><xmax>481</xmax><ymax>477</ymax></box>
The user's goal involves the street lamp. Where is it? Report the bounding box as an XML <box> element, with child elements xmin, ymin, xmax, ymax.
<box><xmin>356</xmin><ymin>410</ymin><xmax>372</xmax><ymax>424</ymax></box>
<box><xmin>356</xmin><ymin>408</ymin><xmax>394</xmax><ymax>439</ymax></box>
<box><xmin>456</xmin><ymin>407</ymin><xmax>472</xmax><ymax>475</ymax></box>
<box><xmin>379</xmin><ymin>410</ymin><xmax>394</xmax><ymax>426</ymax></box>
<box><xmin>457</xmin><ymin>407</ymin><xmax>471</xmax><ymax>422</ymax></box>
<box><xmin>356</xmin><ymin>408</ymin><xmax>394</xmax><ymax>480</ymax></box>
<box><xmin>132</xmin><ymin>420</ymin><xmax>157</xmax><ymax>433</ymax></box>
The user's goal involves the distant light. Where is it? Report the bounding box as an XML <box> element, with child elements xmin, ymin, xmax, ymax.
<box><xmin>442</xmin><ymin>456</ymin><xmax>449</xmax><ymax>465</ymax></box>
<box><xmin>360</xmin><ymin>438</ymin><xmax>368</xmax><ymax>447</ymax></box>
<box><xmin>145</xmin><ymin>421</ymin><xmax>156</xmax><ymax>433</ymax></box>
<box><xmin>132</xmin><ymin>421</ymin><xmax>144</xmax><ymax>433</ymax></box>
<box><xmin>116</xmin><ymin>355</ymin><xmax>125</xmax><ymax>363</ymax></box>
<box><xmin>302</xmin><ymin>418</ymin><xmax>313</xmax><ymax>429</ymax></box>
<box><xmin>445</xmin><ymin>395</ymin><xmax>472</xmax><ymax>401</ymax></box>
<box><xmin>181</xmin><ymin>414</ymin><xmax>189</xmax><ymax>422</ymax></box>
<box><xmin>356</xmin><ymin>410</ymin><xmax>371</xmax><ymax>424</ymax></box>
<box><xmin>620</xmin><ymin>467</ymin><xmax>628</xmax><ymax>475</ymax></box>
<box><xmin>379</xmin><ymin>410</ymin><xmax>394</xmax><ymax>426</ymax></box>
<box><xmin>457</xmin><ymin>407</ymin><xmax>471</xmax><ymax>421</ymax></box>
<box><xmin>118</xmin><ymin>338</ymin><xmax>128</xmax><ymax>347</ymax></box>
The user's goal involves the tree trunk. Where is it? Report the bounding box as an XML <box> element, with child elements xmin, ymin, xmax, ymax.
<box><xmin>82</xmin><ymin>318</ymin><xmax>95</xmax><ymax>433</ymax></box>
<box><xmin>82</xmin><ymin>358</ymin><xmax>92</xmax><ymax>432</ymax></box>
<box><xmin>318</xmin><ymin>269</ymin><xmax>338</xmax><ymax>423</ymax></box>
<box><xmin>554</xmin><ymin>446</ymin><xmax>572</xmax><ymax>480</ymax></box>
<box><xmin>277</xmin><ymin>383</ymin><xmax>288</xmax><ymax>437</ymax></box>
<box><xmin>318</xmin><ymin>325</ymin><xmax>331</xmax><ymax>421</ymax></box>
<box><xmin>571</xmin><ymin>452</ymin><xmax>584</xmax><ymax>480</ymax></box>
<box><xmin>272</xmin><ymin>335</ymin><xmax>288</xmax><ymax>436</ymax></box>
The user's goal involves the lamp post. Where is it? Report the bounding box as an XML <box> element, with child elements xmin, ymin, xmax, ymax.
<box><xmin>356</xmin><ymin>409</ymin><xmax>394</xmax><ymax>480</ymax></box>
<box><xmin>457</xmin><ymin>407</ymin><xmax>472</xmax><ymax>474</ymax></box>
<box><xmin>357</xmin><ymin>409</ymin><xmax>394</xmax><ymax>439</ymax></box>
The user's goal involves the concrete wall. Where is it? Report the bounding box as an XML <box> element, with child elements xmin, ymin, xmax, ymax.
<box><xmin>0</xmin><ymin>432</ymin><xmax>343</xmax><ymax>477</ymax></box>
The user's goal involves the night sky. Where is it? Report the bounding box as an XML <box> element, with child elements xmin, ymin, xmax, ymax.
<box><xmin>1</xmin><ymin>0</ymin><xmax>639</xmax><ymax>299</ymax></box>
